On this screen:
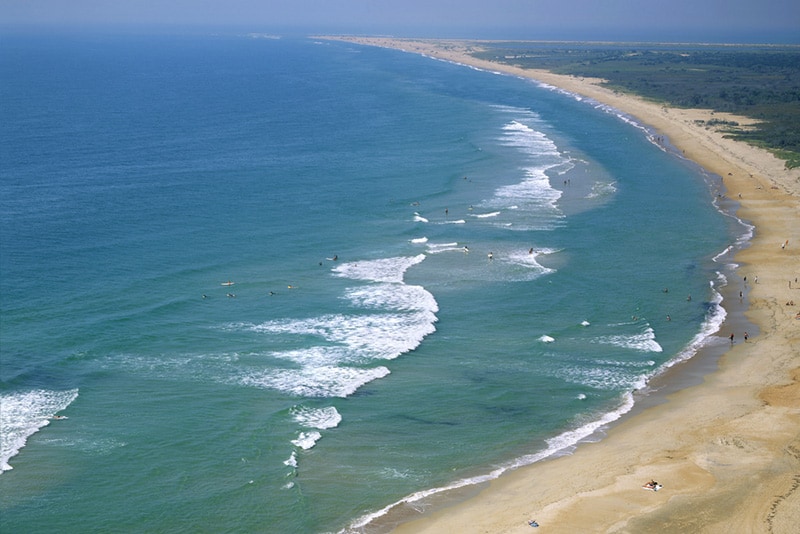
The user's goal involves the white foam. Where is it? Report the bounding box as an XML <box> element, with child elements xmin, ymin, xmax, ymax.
<box><xmin>586</xmin><ymin>181</ymin><xmax>617</xmax><ymax>199</ymax></box>
<box><xmin>291</xmin><ymin>405</ymin><xmax>342</xmax><ymax>429</ymax></box>
<box><xmin>1</xmin><ymin>389</ymin><xmax>79</xmax><ymax>473</ymax></box>
<box><xmin>240</xmin><ymin>365</ymin><xmax>391</xmax><ymax>398</ymax></box>
<box><xmin>426</xmin><ymin>242</ymin><xmax>463</xmax><ymax>254</ymax></box>
<box><xmin>554</xmin><ymin>363</ymin><xmax>649</xmax><ymax>391</ymax></box>
<box><xmin>581</xmin><ymin>320</ymin><xmax>591</xmax><ymax>327</ymax></box>
<box><xmin>539</xmin><ymin>335</ymin><xmax>555</xmax><ymax>343</ymax></box>
<box><xmin>283</xmin><ymin>451</ymin><xmax>298</xmax><ymax>468</ymax></box>
<box><xmin>483</xmin><ymin>120</ymin><xmax>567</xmax><ymax>229</ymax></box>
<box><xmin>506</xmin><ymin>248</ymin><xmax>557</xmax><ymax>277</ymax></box>
<box><xmin>593</xmin><ymin>326</ymin><xmax>663</xmax><ymax>353</ymax></box>
<box><xmin>471</xmin><ymin>211</ymin><xmax>501</xmax><ymax>218</ymax></box>
<box><xmin>243</xmin><ymin>254</ymin><xmax>438</xmax><ymax>399</ymax></box>
<box><xmin>332</xmin><ymin>254</ymin><xmax>426</xmax><ymax>284</ymax></box>
<box><xmin>410</xmin><ymin>237</ymin><xmax>428</xmax><ymax>244</ymax></box>
<box><xmin>413</xmin><ymin>212</ymin><xmax>428</xmax><ymax>223</ymax></box>
<box><xmin>291</xmin><ymin>431</ymin><xmax>322</xmax><ymax>450</ymax></box>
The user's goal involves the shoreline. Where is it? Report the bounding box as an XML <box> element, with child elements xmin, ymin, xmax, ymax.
<box><xmin>324</xmin><ymin>37</ymin><xmax>800</xmax><ymax>533</ymax></box>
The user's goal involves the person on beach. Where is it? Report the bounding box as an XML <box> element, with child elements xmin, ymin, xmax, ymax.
<box><xmin>730</xmin><ymin>333</ymin><xmax>735</xmax><ymax>344</ymax></box>
<box><xmin>744</xmin><ymin>332</ymin><xmax>749</xmax><ymax>342</ymax></box>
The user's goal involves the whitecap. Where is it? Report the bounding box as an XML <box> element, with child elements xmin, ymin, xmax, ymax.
<box><xmin>291</xmin><ymin>431</ymin><xmax>321</xmax><ymax>450</ymax></box>
<box><xmin>593</xmin><ymin>326</ymin><xmax>663</xmax><ymax>353</ymax></box>
<box><xmin>426</xmin><ymin>242</ymin><xmax>463</xmax><ymax>254</ymax></box>
<box><xmin>283</xmin><ymin>451</ymin><xmax>298</xmax><ymax>467</ymax></box>
<box><xmin>539</xmin><ymin>335</ymin><xmax>555</xmax><ymax>343</ymax></box>
<box><xmin>332</xmin><ymin>255</ymin><xmax>425</xmax><ymax>284</ymax></box>
<box><xmin>291</xmin><ymin>405</ymin><xmax>342</xmax><ymax>429</ymax></box>
<box><xmin>240</xmin><ymin>365</ymin><xmax>391</xmax><ymax>398</ymax></box>
<box><xmin>471</xmin><ymin>211</ymin><xmax>501</xmax><ymax>218</ymax></box>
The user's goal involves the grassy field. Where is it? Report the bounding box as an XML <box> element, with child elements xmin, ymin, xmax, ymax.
<box><xmin>472</xmin><ymin>42</ymin><xmax>800</xmax><ymax>168</ymax></box>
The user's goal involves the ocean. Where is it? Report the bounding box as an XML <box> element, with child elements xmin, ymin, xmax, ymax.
<box><xmin>0</xmin><ymin>32</ymin><xmax>747</xmax><ymax>533</ymax></box>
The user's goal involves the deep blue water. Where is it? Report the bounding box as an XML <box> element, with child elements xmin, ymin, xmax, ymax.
<box><xmin>0</xmin><ymin>32</ymin><xmax>744</xmax><ymax>533</ymax></box>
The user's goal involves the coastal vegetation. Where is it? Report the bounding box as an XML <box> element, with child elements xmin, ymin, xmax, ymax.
<box><xmin>473</xmin><ymin>43</ymin><xmax>800</xmax><ymax>168</ymax></box>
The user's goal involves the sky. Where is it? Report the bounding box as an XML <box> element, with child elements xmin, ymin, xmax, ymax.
<box><xmin>1</xmin><ymin>0</ymin><xmax>799</xmax><ymax>42</ymax></box>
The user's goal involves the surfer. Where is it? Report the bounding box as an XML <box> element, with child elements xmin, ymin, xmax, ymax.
<box><xmin>332</xmin><ymin>255</ymin><xmax>338</xmax><ymax>261</ymax></box>
<box><xmin>529</xmin><ymin>247</ymin><xmax>533</xmax><ymax>254</ymax></box>
<box><xmin>488</xmin><ymin>252</ymin><xmax>493</xmax><ymax>260</ymax></box>
<box><xmin>462</xmin><ymin>246</ymin><xmax>469</xmax><ymax>254</ymax></box>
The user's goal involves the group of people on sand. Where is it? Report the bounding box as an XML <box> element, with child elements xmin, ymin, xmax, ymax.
<box><xmin>643</xmin><ymin>479</ymin><xmax>661</xmax><ymax>491</ymax></box>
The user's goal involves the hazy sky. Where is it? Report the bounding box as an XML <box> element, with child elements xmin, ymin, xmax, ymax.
<box><xmin>2</xmin><ymin>0</ymin><xmax>798</xmax><ymax>42</ymax></box>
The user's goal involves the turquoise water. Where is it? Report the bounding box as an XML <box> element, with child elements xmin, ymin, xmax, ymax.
<box><xmin>1</xmin><ymin>32</ymin><xmax>744</xmax><ymax>533</ymax></box>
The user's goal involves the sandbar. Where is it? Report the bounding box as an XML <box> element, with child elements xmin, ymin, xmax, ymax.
<box><xmin>324</xmin><ymin>37</ymin><xmax>800</xmax><ymax>534</ymax></box>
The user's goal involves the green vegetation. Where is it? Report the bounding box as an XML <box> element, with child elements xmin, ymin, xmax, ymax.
<box><xmin>472</xmin><ymin>43</ymin><xmax>800</xmax><ymax>168</ymax></box>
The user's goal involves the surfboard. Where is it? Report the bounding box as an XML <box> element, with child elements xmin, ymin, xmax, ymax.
<box><xmin>221</xmin><ymin>281</ymin><xmax>235</xmax><ymax>286</ymax></box>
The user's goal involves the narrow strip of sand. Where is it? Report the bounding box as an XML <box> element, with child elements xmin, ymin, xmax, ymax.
<box><xmin>324</xmin><ymin>37</ymin><xmax>800</xmax><ymax>533</ymax></box>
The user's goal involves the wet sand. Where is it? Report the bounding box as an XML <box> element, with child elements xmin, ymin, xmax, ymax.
<box><xmin>323</xmin><ymin>37</ymin><xmax>800</xmax><ymax>534</ymax></box>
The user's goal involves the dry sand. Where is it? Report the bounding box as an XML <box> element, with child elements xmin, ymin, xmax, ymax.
<box><xmin>323</xmin><ymin>37</ymin><xmax>800</xmax><ymax>534</ymax></box>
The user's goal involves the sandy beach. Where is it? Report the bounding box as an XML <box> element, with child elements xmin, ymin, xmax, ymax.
<box><xmin>323</xmin><ymin>37</ymin><xmax>800</xmax><ymax>533</ymax></box>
